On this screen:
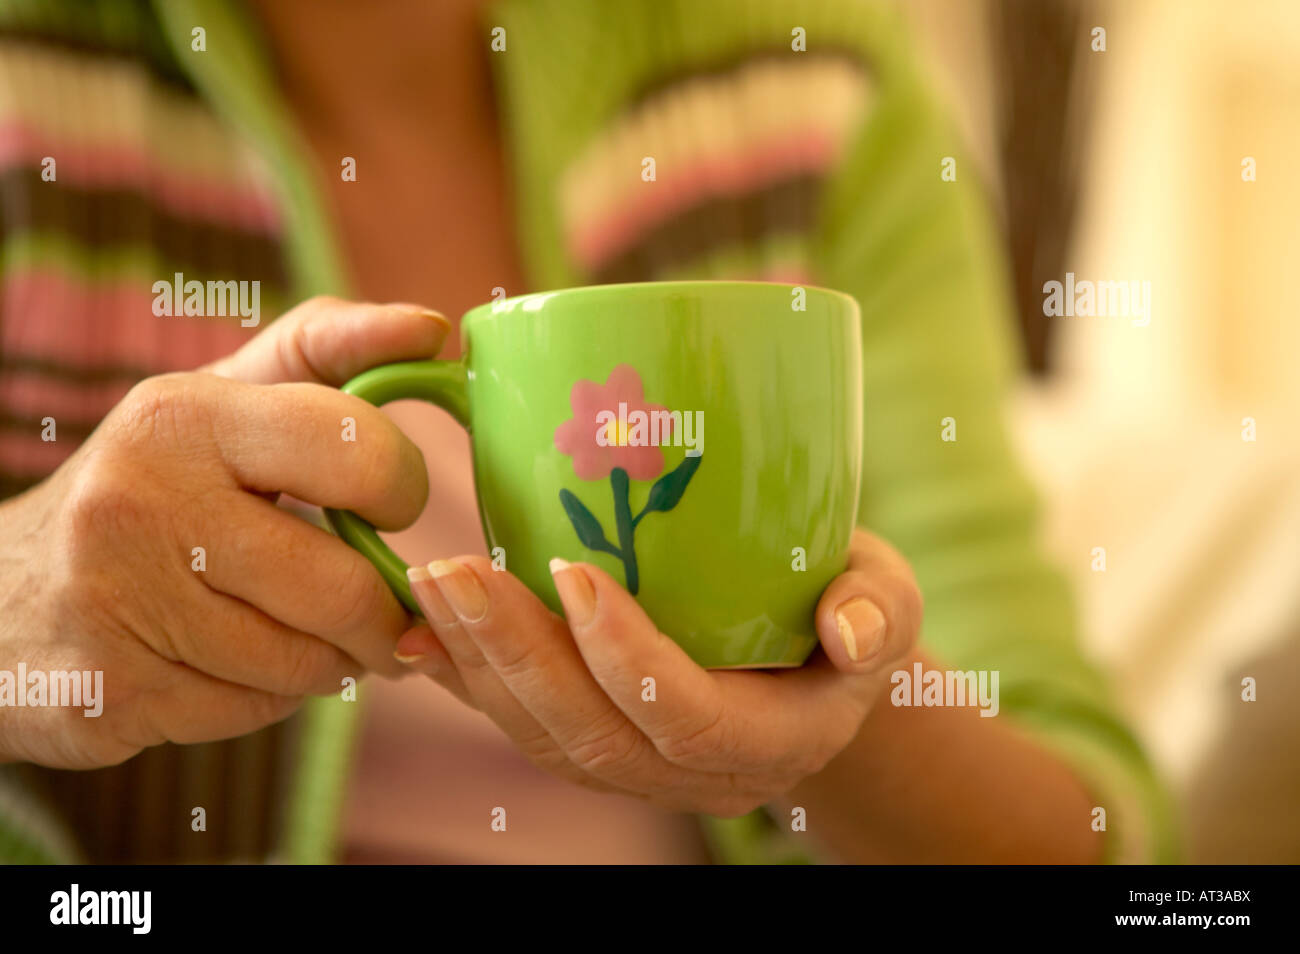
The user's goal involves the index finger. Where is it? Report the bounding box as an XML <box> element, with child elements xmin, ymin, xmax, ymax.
<box><xmin>162</xmin><ymin>373</ymin><xmax>430</xmax><ymax>530</ymax></box>
<box><xmin>553</xmin><ymin>561</ymin><xmax>871</xmax><ymax>774</ymax></box>
<box><xmin>420</xmin><ymin>557</ymin><xmax>675</xmax><ymax>793</ymax></box>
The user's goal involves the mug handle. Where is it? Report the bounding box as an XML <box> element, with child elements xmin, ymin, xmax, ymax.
<box><xmin>323</xmin><ymin>359</ymin><xmax>470</xmax><ymax>614</ymax></box>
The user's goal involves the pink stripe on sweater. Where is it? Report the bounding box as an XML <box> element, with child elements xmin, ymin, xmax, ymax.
<box><xmin>0</xmin><ymin>123</ymin><xmax>282</xmax><ymax>234</ymax></box>
<box><xmin>2</xmin><ymin>270</ymin><xmax>257</xmax><ymax>373</ymax></box>
<box><xmin>567</xmin><ymin>129</ymin><xmax>840</xmax><ymax>271</ymax></box>
<box><xmin>0</xmin><ymin>429</ymin><xmax>74</xmax><ymax>474</ymax></box>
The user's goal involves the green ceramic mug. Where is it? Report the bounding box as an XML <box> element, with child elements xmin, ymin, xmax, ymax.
<box><xmin>325</xmin><ymin>281</ymin><xmax>862</xmax><ymax>668</ymax></box>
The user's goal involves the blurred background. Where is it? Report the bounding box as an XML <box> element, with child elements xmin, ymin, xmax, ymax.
<box><xmin>899</xmin><ymin>0</ymin><xmax>1299</xmax><ymax>862</ymax></box>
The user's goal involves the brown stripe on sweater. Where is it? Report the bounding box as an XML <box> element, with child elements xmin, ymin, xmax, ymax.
<box><xmin>590</xmin><ymin>174</ymin><xmax>822</xmax><ymax>285</ymax></box>
<box><xmin>0</xmin><ymin>17</ymin><xmax>192</xmax><ymax>92</ymax></box>
<box><xmin>0</xmin><ymin>354</ymin><xmax>155</xmax><ymax>386</ymax></box>
<box><xmin>15</xmin><ymin>719</ymin><xmax>303</xmax><ymax>863</ymax></box>
<box><xmin>0</xmin><ymin>167</ymin><xmax>291</xmax><ymax>289</ymax></box>
<box><xmin>0</xmin><ymin>468</ymin><xmax>44</xmax><ymax>498</ymax></box>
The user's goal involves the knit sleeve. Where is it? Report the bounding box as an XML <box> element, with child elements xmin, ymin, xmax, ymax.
<box><xmin>814</xmin><ymin>66</ymin><xmax>1180</xmax><ymax>863</ymax></box>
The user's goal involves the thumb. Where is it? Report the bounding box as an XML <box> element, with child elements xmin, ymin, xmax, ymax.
<box><xmin>815</xmin><ymin>529</ymin><xmax>923</xmax><ymax>675</ymax></box>
<box><xmin>201</xmin><ymin>295</ymin><xmax>451</xmax><ymax>386</ymax></box>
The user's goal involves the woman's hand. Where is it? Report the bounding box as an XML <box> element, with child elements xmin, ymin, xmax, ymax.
<box><xmin>0</xmin><ymin>297</ymin><xmax>447</xmax><ymax>769</ymax></box>
<box><xmin>397</xmin><ymin>528</ymin><xmax>923</xmax><ymax>816</ymax></box>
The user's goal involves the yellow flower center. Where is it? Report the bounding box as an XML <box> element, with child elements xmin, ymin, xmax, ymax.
<box><xmin>605</xmin><ymin>419</ymin><xmax>631</xmax><ymax>446</ymax></box>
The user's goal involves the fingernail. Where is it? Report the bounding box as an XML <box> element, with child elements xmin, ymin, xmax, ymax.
<box><xmin>836</xmin><ymin>598</ymin><xmax>887</xmax><ymax>663</ymax></box>
<box><xmin>394</xmin><ymin>647</ymin><xmax>441</xmax><ymax>673</ymax></box>
<box><xmin>407</xmin><ymin>565</ymin><xmax>458</xmax><ymax>625</ymax></box>
<box><xmin>549</xmin><ymin>558</ymin><xmax>596</xmax><ymax>626</ymax></box>
<box><xmin>417</xmin><ymin>308</ymin><xmax>450</xmax><ymax>329</ymax></box>
<box><xmin>390</xmin><ymin>302</ymin><xmax>451</xmax><ymax>330</ymax></box>
<box><xmin>428</xmin><ymin>559</ymin><xmax>488</xmax><ymax>622</ymax></box>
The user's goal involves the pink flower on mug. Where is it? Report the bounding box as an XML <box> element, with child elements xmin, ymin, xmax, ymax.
<box><xmin>553</xmin><ymin>363</ymin><xmax>702</xmax><ymax>596</ymax></box>
<box><xmin>554</xmin><ymin>364</ymin><xmax>670</xmax><ymax>481</ymax></box>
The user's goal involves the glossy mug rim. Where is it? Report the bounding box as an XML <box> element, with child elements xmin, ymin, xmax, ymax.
<box><xmin>461</xmin><ymin>279</ymin><xmax>860</xmax><ymax>329</ymax></box>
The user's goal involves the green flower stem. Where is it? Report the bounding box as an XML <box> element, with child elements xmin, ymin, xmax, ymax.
<box><xmin>610</xmin><ymin>467</ymin><xmax>639</xmax><ymax>595</ymax></box>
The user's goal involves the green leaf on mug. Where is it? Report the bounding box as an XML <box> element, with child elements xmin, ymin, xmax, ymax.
<box><xmin>636</xmin><ymin>454</ymin><xmax>702</xmax><ymax>524</ymax></box>
<box><xmin>559</xmin><ymin>489</ymin><xmax>620</xmax><ymax>557</ymax></box>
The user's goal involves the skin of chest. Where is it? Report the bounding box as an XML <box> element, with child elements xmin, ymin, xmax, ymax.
<box><xmin>251</xmin><ymin>0</ymin><xmax>530</xmax><ymax>346</ymax></box>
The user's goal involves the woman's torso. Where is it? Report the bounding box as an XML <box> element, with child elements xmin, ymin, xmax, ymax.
<box><xmin>250</xmin><ymin>0</ymin><xmax>712</xmax><ymax>864</ymax></box>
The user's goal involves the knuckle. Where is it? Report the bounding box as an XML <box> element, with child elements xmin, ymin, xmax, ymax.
<box><xmin>145</xmin><ymin>621</ymin><xmax>187</xmax><ymax>666</ymax></box>
<box><xmin>763</xmin><ymin>737</ymin><xmax>822</xmax><ymax>779</ymax></box>
<box><xmin>330</xmin><ymin>558</ymin><xmax>391</xmax><ymax>634</ymax></box>
<box><xmin>394</xmin><ymin>437</ymin><xmax>428</xmax><ymax>516</ymax></box>
<box><xmin>352</xmin><ymin>419</ymin><xmax>410</xmax><ymax>511</ymax></box>
<box><xmin>759</xmin><ymin>731</ymin><xmax>839</xmax><ymax>781</ymax></box>
<box><xmin>453</xmin><ymin>649</ymin><xmax>496</xmax><ymax>678</ymax></box>
<box><xmin>246</xmin><ymin>690</ymin><xmax>302</xmax><ymax>730</ymax></box>
<box><xmin>274</xmin><ymin>327</ymin><xmax>309</xmax><ymax>382</ymax></box>
<box><xmin>566</xmin><ymin>714</ymin><xmax>641</xmax><ymax>774</ymax></box>
<box><xmin>513</xmin><ymin>726</ymin><xmax>560</xmax><ymax>761</ymax></box>
<box><xmin>793</xmin><ymin>740</ymin><xmax>837</xmax><ymax>777</ymax></box>
<box><xmin>658</xmin><ymin>704</ymin><xmax>730</xmax><ymax>767</ymax></box>
<box><xmin>771</xmin><ymin>744</ymin><xmax>815</xmax><ymax>779</ymax></box>
<box><xmin>276</xmin><ymin>307</ymin><xmax>337</xmax><ymax>382</ymax></box>
<box><xmin>281</xmin><ymin>638</ymin><xmax>340</xmax><ymax>695</ymax></box>
<box><xmin>841</xmin><ymin>569</ymin><xmax>875</xmax><ymax>594</ymax></box>
<box><xmin>490</xmin><ymin>633</ymin><xmax>551</xmax><ymax>684</ymax></box>
<box><xmin>142</xmin><ymin>611</ymin><xmax>207</xmax><ymax>670</ymax></box>
<box><xmin>519</xmin><ymin>737</ymin><xmax>572</xmax><ymax>776</ymax></box>
<box><xmin>286</xmin><ymin>295</ymin><xmax>343</xmax><ymax>329</ymax></box>
<box><xmin>63</xmin><ymin>458</ymin><xmax>147</xmax><ymax>546</ymax></box>
<box><xmin>803</xmin><ymin>707</ymin><xmax>861</xmax><ymax>773</ymax></box>
<box><xmin>117</xmin><ymin>373</ymin><xmax>199</xmax><ymax>445</ymax></box>
<box><xmin>109</xmin><ymin>697</ymin><xmax>169</xmax><ymax>754</ymax></box>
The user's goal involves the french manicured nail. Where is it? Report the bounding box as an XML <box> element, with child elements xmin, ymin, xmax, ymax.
<box><xmin>549</xmin><ymin>558</ymin><xmax>596</xmax><ymax>626</ymax></box>
<box><xmin>390</xmin><ymin>301</ymin><xmax>449</xmax><ymax>324</ymax></box>
<box><xmin>428</xmin><ymin>560</ymin><xmax>489</xmax><ymax>622</ymax></box>
<box><xmin>406</xmin><ymin>565</ymin><xmax>458</xmax><ymax>625</ymax></box>
<box><xmin>836</xmin><ymin>597</ymin><xmax>887</xmax><ymax>663</ymax></box>
<box><xmin>392</xmin><ymin>647</ymin><xmax>441</xmax><ymax>676</ymax></box>
<box><xmin>404</xmin><ymin>305</ymin><xmax>453</xmax><ymax>337</ymax></box>
<box><xmin>416</xmin><ymin>308</ymin><xmax>450</xmax><ymax>329</ymax></box>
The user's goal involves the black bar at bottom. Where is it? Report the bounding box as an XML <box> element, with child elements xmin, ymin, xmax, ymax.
<box><xmin>0</xmin><ymin>863</ymin><xmax>1281</xmax><ymax>941</ymax></box>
